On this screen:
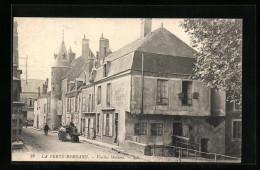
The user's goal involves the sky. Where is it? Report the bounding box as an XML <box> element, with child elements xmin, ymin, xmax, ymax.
<box><xmin>14</xmin><ymin>18</ymin><xmax>192</xmax><ymax>82</ymax></box>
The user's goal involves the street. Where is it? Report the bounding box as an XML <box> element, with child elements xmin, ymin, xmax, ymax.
<box><xmin>12</xmin><ymin>127</ymin><xmax>144</xmax><ymax>162</ymax></box>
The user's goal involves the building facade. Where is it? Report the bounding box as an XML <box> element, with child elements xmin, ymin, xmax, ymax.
<box><xmin>12</xmin><ymin>21</ymin><xmax>25</xmax><ymax>141</ymax></box>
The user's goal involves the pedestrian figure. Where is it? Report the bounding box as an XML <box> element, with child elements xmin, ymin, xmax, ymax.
<box><xmin>25</xmin><ymin>120</ymin><xmax>28</xmax><ymax>128</ymax></box>
<box><xmin>44</xmin><ymin>123</ymin><xmax>49</xmax><ymax>136</ymax></box>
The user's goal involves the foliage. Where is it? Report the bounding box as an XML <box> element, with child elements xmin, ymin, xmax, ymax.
<box><xmin>180</xmin><ymin>19</ymin><xmax>242</xmax><ymax>104</ymax></box>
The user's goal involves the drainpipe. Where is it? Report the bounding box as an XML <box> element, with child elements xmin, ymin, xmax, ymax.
<box><xmin>141</xmin><ymin>52</ymin><xmax>144</xmax><ymax>114</ymax></box>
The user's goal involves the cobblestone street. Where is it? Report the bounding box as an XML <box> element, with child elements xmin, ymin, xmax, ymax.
<box><xmin>12</xmin><ymin>127</ymin><xmax>145</xmax><ymax>162</ymax></box>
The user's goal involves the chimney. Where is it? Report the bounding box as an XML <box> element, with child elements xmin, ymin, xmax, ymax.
<box><xmin>38</xmin><ymin>87</ymin><xmax>41</xmax><ymax>98</ymax></box>
<box><xmin>99</xmin><ymin>33</ymin><xmax>109</xmax><ymax>59</ymax></box>
<box><xmin>46</xmin><ymin>78</ymin><xmax>49</xmax><ymax>88</ymax></box>
<box><xmin>42</xmin><ymin>84</ymin><xmax>47</xmax><ymax>94</ymax></box>
<box><xmin>140</xmin><ymin>18</ymin><xmax>152</xmax><ymax>38</ymax></box>
<box><xmin>82</xmin><ymin>34</ymin><xmax>90</xmax><ymax>59</ymax></box>
<box><xmin>68</xmin><ymin>46</ymin><xmax>76</xmax><ymax>63</ymax></box>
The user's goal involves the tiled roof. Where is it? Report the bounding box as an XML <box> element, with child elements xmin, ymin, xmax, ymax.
<box><xmin>21</xmin><ymin>79</ymin><xmax>45</xmax><ymax>93</ymax></box>
<box><xmin>104</xmin><ymin>27</ymin><xmax>196</xmax><ymax>63</ymax></box>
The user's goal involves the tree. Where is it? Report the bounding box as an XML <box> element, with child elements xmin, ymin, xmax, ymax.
<box><xmin>180</xmin><ymin>19</ymin><xmax>242</xmax><ymax>104</ymax></box>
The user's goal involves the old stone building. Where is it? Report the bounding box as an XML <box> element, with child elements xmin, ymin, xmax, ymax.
<box><xmin>74</xmin><ymin>19</ymin><xmax>228</xmax><ymax>157</ymax></box>
<box><xmin>20</xmin><ymin>79</ymin><xmax>45</xmax><ymax>125</ymax></box>
<box><xmin>35</xmin><ymin>18</ymin><xmax>240</xmax><ymax>158</ymax></box>
<box><xmin>12</xmin><ymin>21</ymin><xmax>25</xmax><ymax>141</ymax></box>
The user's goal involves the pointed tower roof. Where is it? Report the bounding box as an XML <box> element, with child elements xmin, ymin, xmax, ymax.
<box><xmin>52</xmin><ymin>30</ymin><xmax>70</xmax><ymax>67</ymax></box>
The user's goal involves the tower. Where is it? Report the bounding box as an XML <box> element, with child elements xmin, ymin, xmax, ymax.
<box><xmin>51</xmin><ymin>30</ymin><xmax>70</xmax><ymax>99</ymax></box>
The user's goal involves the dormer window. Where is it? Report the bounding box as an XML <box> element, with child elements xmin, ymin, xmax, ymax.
<box><xmin>103</xmin><ymin>64</ymin><xmax>107</xmax><ymax>77</ymax></box>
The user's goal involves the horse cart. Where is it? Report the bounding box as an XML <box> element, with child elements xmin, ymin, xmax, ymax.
<box><xmin>58</xmin><ymin>124</ymin><xmax>80</xmax><ymax>142</ymax></box>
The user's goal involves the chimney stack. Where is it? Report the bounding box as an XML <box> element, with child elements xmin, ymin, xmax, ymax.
<box><xmin>82</xmin><ymin>35</ymin><xmax>90</xmax><ymax>59</ymax></box>
<box><xmin>68</xmin><ymin>46</ymin><xmax>76</xmax><ymax>63</ymax></box>
<box><xmin>38</xmin><ymin>87</ymin><xmax>41</xmax><ymax>98</ymax></box>
<box><xmin>99</xmin><ymin>33</ymin><xmax>109</xmax><ymax>59</ymax></box>
<box><xmin>140</xmin><ymin>18</ymin><xmax>152</xmax><ymax>38</ymax></box>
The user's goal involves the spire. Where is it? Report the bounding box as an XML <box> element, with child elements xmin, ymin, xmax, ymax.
<box><xmin>161</xmin><ymin>22</ymin><xmax>163</xmax><ymax>28</ymax></box>
<box><xmin>62</xmin><ymin>29</ymin><xmax>64</xmax><ymax>42</ymax></box>
<box><xmin>101</xmin><ymin>33</ymin><xmax>103</xmax><ymax>38</ymax></box>
<box><xmin>84</xmin><ymin>34</ymin><xmax>85</xmax><ymax>39</ymax></box>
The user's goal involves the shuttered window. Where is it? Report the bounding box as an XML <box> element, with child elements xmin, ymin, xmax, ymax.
<box><xmin>182</xmin><ymin>81</ymin><xmax>192</xmax><ymax>106</ymax></box>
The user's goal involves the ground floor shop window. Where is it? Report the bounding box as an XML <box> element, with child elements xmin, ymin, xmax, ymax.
<box><xmin>103</xmin><ymin>113</ymin><xmax>113</xmax><ymax>136</ymax></box>
<box><xmin>151</xmin><ymin>123</ymin><xmax>163</xmax><ymax>136</ymax></box>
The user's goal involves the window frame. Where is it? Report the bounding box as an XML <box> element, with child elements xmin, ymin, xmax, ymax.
<box><xmin>232</xmin><ymin>119</ymin><xmax>242</xmax><ymax>141</ymax></box>
<box><xmin>156</xmin><ymin>79</ymin><xmax>169</xmax><ymax>105</ymax></box>
<box><xmin>151</xmin><ymin>123</ymin><xmax>163</xmax><ymax>136</ymax></box>
<box><xmin>181</xmin><ymin>81</ymin><xmax>193</xmax><ymax>106</ymax></box>
<box><xmin>97</xmin><ymin>86</ymin><xmax>101</xmax><ymax>105</ymax></box>
<box><xmin>106</xmin><ymin>83</ymin><xmax>111</xmax><ymax>106</ymax></box>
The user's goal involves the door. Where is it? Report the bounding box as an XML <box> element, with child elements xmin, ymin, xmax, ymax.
<box><xmin>201</xmin><ymin>138</ymin><xmax>209</xmax><ymax>158</ymax></box>
<box><xmin>37</xmin><ymin>115</ymin><xmax>39</xmax><ymax>128</ymax></box>
<box><xmin>114</xmin><ymin>113</ymin><xmax>118</xmax><ymax>143</ymax></box>
<box><xmin>88</xmin><ymin>118</ymin><xmax>90</xmax><ymax>138</ymax></box>
<box><xmin>172</xmin><ymin>122</ymin><xmax>182</xmax><ymax>146</ymax></box>
<box><xmin>81</xmin><ymin>118</ymin><xmax>85</xmax><ymax>136</ymax></box>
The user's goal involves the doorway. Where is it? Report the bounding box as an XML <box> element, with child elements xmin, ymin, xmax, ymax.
<box><xmin>87</xmin><ymin>118</ymin><xmax>90</xmax><ymax>138</ymax></box>
<box><xmin>114</xmin><ymin>113</ymin><xmax>118</xmax><ymax>143</ymax></box>
<box><xmin>172</xmin><ymin>122</ymin><xmax>182</xmax><ymax>146</ymax></box>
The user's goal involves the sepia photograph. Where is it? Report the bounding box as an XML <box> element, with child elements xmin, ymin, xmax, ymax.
<box><xmin>12</xmin><ymin>17</ymin><xmax>242</xmax><ymax>162</ymax></box>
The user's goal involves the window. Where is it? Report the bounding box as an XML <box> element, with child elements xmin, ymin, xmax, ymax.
<box><xmin>157</xmin><ymin>80</ymin><xmax>168</xmax><ymax>104</ymax></box>
<box><xmin>134</xmin><ymin>122</ymin><xmax>147</xmax><ymax>135</ymax></box>
<box><xmin>103</xmin><ymin>64</ymin><xmax>107</xmax><ymax>77</ymax></box>
<box><xmin>88</xmin><ymin>94</ymin><xmax>91</xmax><ymax>112</ymax></box>
<box><xmin>134</xmin><ymin>123</ymin><xmax>140</xmax><ymax>135</ymax></box>
<box><xmin>75</xmin><ymin>96</ymin><xmax>78</xmax><ymax>112</ymax></box>
<box><xmin>233</xmin><ymin>120</ymin><xmax>242</xmax><ymax>140</ymax></box>
<box><xmin>106</xmin><ymin>83</ymin><xmax>111</xmax><ymax>106</ymax></box>
<box><xmin>103</xmin><ymin>113</ymin><xmax>113</xmax><ymax>136</ymax></box>
<box><xmin>19</xmin><ymin>119</ymin><xmax>22</xmax><ymax>124</ymax></box>
<box><xmin>182</xmin><ymin>81</ymin><xmax>192</xmax><ymax>106</ymax></box>
<box><xmin>71</xmin><ymin>97</ymin><xmax>74</xmax><ymax>112</ymax></box>
<box><xmin>18</xmin><ymin>129</ymin><xmax>22</xmax><ymax>135</ymax></box>
<box><xmin>97</xmin><ymin>86</ymin><xmax>101</xmax><ymax>105</ymax></box>
<box><xmin>67</xmin><ymin>98</ymin><xmax>70</xmax><ymax>112</ymax></box>
<box><xmin>97</xmin><ymin>114</ymin><xmax>100</xmax><ymax>134</ymax></box>
<box><xmin>13</xmin><ymin>130</ymin><xmax>17</xmax><ymax>135</ymax></box>
<box><xmin>151</xmin><ymin>123</ymin><xmax>163</xmax><ymax>136</ymax></box>
<box><xmin>82</xmin><ymin>94</ymin><xmax>86</xmax><ymax>112</ymax></box>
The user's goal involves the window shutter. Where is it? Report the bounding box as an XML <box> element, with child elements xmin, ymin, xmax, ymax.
<box><xmin>109</xmin><ymin>114</ymin><xmax>113</xmax><ymax>136</ymax></box>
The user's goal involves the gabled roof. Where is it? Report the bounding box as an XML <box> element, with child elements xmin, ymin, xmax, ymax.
<box><xmin>21</xmin><ymin>79</ymin><xmax>45</xmax><ymax>93</ymax></box>
<box><xmin>105</xmin><ymin>27</ymin><xmax>196</xmax><ymax>63</ymax></box>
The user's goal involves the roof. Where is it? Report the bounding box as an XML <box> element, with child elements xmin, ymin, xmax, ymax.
<box><xmin>92</xmin><ymin>27</ymin><xmax>197</xmax><ymax>82</ymax></box>
<box><xmin>105</xmin><ymin>27</ymin><xmax>196</xmax><ymax>63</ymax></box>
<box><xmin>21</xmin><ymin>79</ymin><xmax>45</xmax><ymax>93</ymax></box>
<box><xmin>64</xmin><ymin>50</ymin><xmax>95</xmax><ymax>81</ymax></box>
